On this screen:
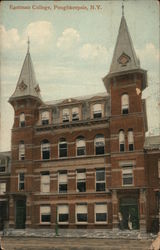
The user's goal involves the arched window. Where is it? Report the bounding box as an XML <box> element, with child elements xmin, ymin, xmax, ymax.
<box><xmin>19</xmin><ymin>141</ymin><xmax>25</xmax><ymax>160</ymax></box>
<box><xmin>59</xmin><ymin>138</ymin><xmax>67</xmax><ymax>158</ymax></box>
<box><xmin>119</xmin><ymin>130</ymin><xmax>125</xmax><ymax>152</ymax></box>
<box><xmin>93</xmin><ymin>104</ymin><xmax>102</xmax><ymax>119</ymax></box>
<box><xmin>41</xmin><ymin>139</ymin><xmax>50</xmax><ymax>160</ymax></box>
<box><xmin>41</xmin><ymin>111</ymin><xmax>49</xmax><ymax>125</ymax></box>
<box><xmin>94</xmin><ymin>134</ymin><xmax>105</xmax><ymax>155</ymax></box>
<box><xmin>121</xmin><ymin>94</ymin><xmax>129</xmax><ymax>114</ymax></box>
<box><xmin>62</xmin><ymin>109</ymin><xmax>70</xmax><ymax>122</ymax></box>
<box><xmin>128</xmin><ymin>129</ymin><xmax>134</xmax><ymax>151</ymax></box>
<box><xmin>19</xmin><ymin>113</ymin><xmax>25</xmax><ymax>127</ymax></box>
<box><xmin>76</xmin><ymin>136</ymin><xmax>86</xmax><ymax>156</ymax></box>
<box><xmin>72</xmin><ymin>107</ymin><xmax>79</xmax><ymax>121</ymax></box>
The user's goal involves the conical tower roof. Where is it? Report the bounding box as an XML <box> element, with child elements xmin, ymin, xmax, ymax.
<box><xmin>109</xmin><ymin>14</ymin><xmax>140</xmax><ymax>74</ymax></box>
<box><xmin>9</xmin><ymin>42</ymin><xmax>42</xmax><ymax>103</ymax></box>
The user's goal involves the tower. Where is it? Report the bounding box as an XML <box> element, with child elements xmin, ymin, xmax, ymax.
<box><xmin>8</xmin><ymin>41</ymin><xmax>42</xmax><ymax>229</ymax></box>
<box><xmin>103</xmin><ymin>8</ymin><xmax>148</xmax><ymax>232</ymax></box>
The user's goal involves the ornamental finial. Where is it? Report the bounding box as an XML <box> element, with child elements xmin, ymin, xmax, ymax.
<box><xmin>122</xmin><ymin>1</ymin><xmax>124</xmax><ymax>16</ymax></box>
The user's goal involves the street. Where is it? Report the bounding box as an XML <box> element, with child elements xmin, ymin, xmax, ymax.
<box><xmin>1</xmin><ymin>237</ymin><xmax>152</xmax><ymax>250</ymax></box>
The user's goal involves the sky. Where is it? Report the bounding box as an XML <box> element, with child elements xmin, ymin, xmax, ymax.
<box><xmin>0</xmin><ymin>0</ymin><xmax>160</xmax><ymax>151</ymax></box>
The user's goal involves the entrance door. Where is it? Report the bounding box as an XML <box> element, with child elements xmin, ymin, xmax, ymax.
<box><xmin>0</xmin><ymin>202</ymin><xmax>7</xmax><ymax>230</ymax></box>
<box><xmin>16</xmin><ymin>200</ymin><xmax>26</xmax><ymax>229</ymax></box>
<box><xmin>120</xmin><ymin>198</ymin><xmax>139</xmax><ymax>230</ymax></box>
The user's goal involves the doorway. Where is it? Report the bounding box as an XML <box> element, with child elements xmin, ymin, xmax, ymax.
<box><xmin>15</xmin><ymin>199</ymin><xmax>26</xmax><ymax>229</ymax></box>
<box><xmin>120</xmin><ymin>198</ymin><xmax>139</xmax><ymax>230</ymax></box>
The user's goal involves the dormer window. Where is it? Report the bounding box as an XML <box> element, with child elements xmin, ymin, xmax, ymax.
<box><xmin>19</xmin><ymin>141</ymin><xmax>25</xmax><ymax>160</ymax></box>
<box><xmin>121</xmin><ymin>94</ymin><xmax>129</xmax><ymax>114</ymax></box>
<box><xmin>93</xmin><ymin>104</ymin><xmax>102</xmax><ymax>119</ymax></box>
<box><xmin>62</xmin><ymin>109</ymin><xmax>69</xmax><ymax>122</ymax></box>
<box><xmin>72</xmin><ymin>107</ymin><xmax>79</xmax><ymax>121</ymax></box>
<box><xmin>41</xmin><ymin>111</ymin><xmax>49</xmax><ymax>125</ymax></box>
<box><xmin>19</xmin><ymin>113</ymin><xmax>25</xmax><ymax>127</ymax></box>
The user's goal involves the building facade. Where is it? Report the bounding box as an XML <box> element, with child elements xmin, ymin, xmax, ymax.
<box><xmin>0</xmin><ymin>151</ymin><xmax>11</xmax><ymax>230</ymax></box>
<box><xmin>6</xmin><ymin>12</ymin><xmax>160</xmax><ymax>232</ymax></box>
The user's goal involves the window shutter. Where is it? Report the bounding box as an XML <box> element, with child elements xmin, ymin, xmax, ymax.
<box><xmin>95</xmin><ymin>204</ymin><xmax>107</xmax><ymax>213</ymax></box>
<box><xmin>128</xmin><ymin>131</ymin><xmax>134</xmax><ymax>144</ymax></box>
<box><xmin>59</xmin><ymin>173</ymin><xmax>67</xmax><ymax>183</ymax></box>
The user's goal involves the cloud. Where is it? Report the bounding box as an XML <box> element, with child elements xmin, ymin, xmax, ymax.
<box><xmin>57</xmin><ymin>28</ymin><xmax>80</xmax><ymax>50</ymax></box>
<box><xmin>0</xmin><ymin>21</ymin><xmax>54</xmax><ymax>51</ymax></box>
<box><xmin>136</xmin><ymin>43</ymin><xmax>159</xmax><ymax>67</ymax></box>
<box><xmin>0</xmin><ymin>25</ymin><xmax>20</xmax><ymax>49</ymax></box>
<box><xmin>24</xmin><ymin>21</ymin><xmax>54</xmax><ymax>47</ymax></box>
<box><xmin>79</xmin><ymin>43</ymin><xmax>108</xmax><ymax>61</ymax></box>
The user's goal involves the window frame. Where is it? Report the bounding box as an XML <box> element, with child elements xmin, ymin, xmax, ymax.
<box><xmin>0</xmin><ymin>158</ymin><xmax>6</xmax><ymax>173</ymax></box>
<box><xmin>76</xmin><ymin>137</ymin><xmax>86</xmax><ymax>156</ymax></box>
<box><xmin>76</xmin><ymin>169</ymin><xmax>86</xmax><ymax>193</ymax></box>
<box><xmin>94</xmin><ymin>134</ymin><xmax>105</xmax><ymax>155</ymax></box>
<box><xmin>128</xmin><ymin>129</ymin><xmax>134</xmax><ymax>151</ymax></box>
<box><xmin>0</xmin><ymin>183</ymin><xmax>6</xmax><ymax>195</ymax></box>
<box><xmin>76</xmin><ymin>204</ymin><xmax>88</xmax><ymax>224</ymax></box>
<box><xmin>41</xmin><ymin>140</ymin><xmax>50</xmax><ymax>160</ymax></box>
<box><xmin>18</xmin><ymin>173</ymin><xmax>25</xmax><ymax>191</ymax></box>
<box><xmin>72</xmin><ymin>107</ymin><xmax>79</xmax><ymax>121</ymax></box>
<box><xmin>41</xmin><ymin>111</ymin><xmax>50</xmax><ymax>125</ymax></box>
<box><xmin>121</xmin><ymin>94</ymin><xmax>129</xmax><ymax>115</ymax></box>
<box><xmin>58</xmin><ymin>170</ymin><xmax>68</xmax><ymax>193</ymax></box>
<box><xmin>96</xmin><ymin>168</ymin><xmax>106</xmax><ymax>192</ymax></box>
<box><xmin>62</xmin><ymin>108</ymin><xmax>70</xmax><ymax>123</ymax></box>
<box><xmin>40</xmin><ymin>205</ymin><xmax>51</xmax><ymax>224</ymax></box>
<box><xmin>122</xmin><ymin>167</ymin><xmax>134</xmax><ymax>186</ymax></box>
<box><xmin>57</xmin><ymin>204</ymin><xmax>69</xmax><ymax>224</ymax></box>
<box><xmin>59</xmin><ymin>139</ymin><xmax>67</xmax><ymax>158</ymax></box>
<box><xmin>119</xmin><ymin>130</ymin><xmax>125</xmax><ymax>152</ymax></box>
<box><xmin>93</xmin><ymin>103</ymin><xmax>102</xmax><ymax>119</ymax></box>
<box><xmin>19</xmin><ymin>141</ymin><xmax>25</xmax><ymax>160</ymax></box>
<box><xmin>19</xmin><ymin>113</ymin><xmax>25</xmax><ymax>127</ymax></box>
<box><xmin>40</xmin><ymin>171</ymin><xmax>50</xmax><ymax>193</ymax></box>
<box><xmin>95</xmin><ymin>203</ymin><xmax>108</xmax><ymax>224</ymax></box>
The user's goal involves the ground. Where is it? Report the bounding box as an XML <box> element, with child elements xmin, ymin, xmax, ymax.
<box><xmin>1</xmin><ymin>237</ymin><xmax>152</xmax><ymax>250</ymax></box>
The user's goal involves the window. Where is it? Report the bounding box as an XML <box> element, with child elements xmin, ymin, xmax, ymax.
<box><xmin>77</xmin><ymin>169</ymin><xmax>86</xmax><ymax>192</ymax></box>
<box><xmin>158</xmin><ymin>160</ymin><xmax>160</xmax><ymax>178</ymax></box>
<box><xmin>76</xmin><ymin>136</ymin><xmax>86</xmax><ymax>156</ymax></box>
<box><xmin>18</xmin><ymin>173</ymin><xmax>24</xmax><ymax>191</ymax></box>
<box><xmin>121</xmin><ymin>94</ymin><xmax>129</xmax><ymax>114</ymax></box>
<box><xmin>122</xmin><ymin>167</ymin><xmax>133</xmax><ymax>186</ymax></box>
<box><xmin>41</xmin><ymin>139</ymin><xmax>50</xmax><ymax>160</ymax></box>
<box><xmin>95</xmin><ymin>134</ymin><xmax>105</xmax><ymax>155</ymax></box>
<box><xmin>93</xmin><ymin>104</ymin><xmax>102</xmax><ymax>118</ymax></box>
<box><xmin>58</xmin><ymin>170</ymin><xmax>67</xmax><ymax>193</ymax></box>
<box><xmin>96</xmin><ymin>168</ymin><xmax>105</xmax><ymax>191</ymax></box>
<box><xmin>19</xmin><ymin>141</ymin><xmax>25</xmax><ymax>160</ymax></box>
<box><xmin>41</xmin><ymin>172</ymin><xmax>50</xmax><ymax>193</ymax></box>
<box><xmin>41</xmin><ymin>111</ymin><xmax>49</xmax><ymax>125</ymax></box>
<box><xmin>119</xmin><ymin>130</ymin><xmax>125</xmax><ymax>152</ymax></box>
<box><xmin>62</xmin><ymin>109</ymin><xmax>70</xmax><ymax>122</ymax></box>
<box><xmin>76</xmin><ymin>204</ymin><xmax>87</xmax><ymax>223</ymax></box>
<box><xmin>40</xmin><ymin>205</ymin><xmax>51</xmax><ymax>223</ymax></box>
<box><xmin>59</xmin><ymin>138</ymin><xmax>67</xmax><ymax>158</ymax></box>
<box><xmin>72</xmin><ymin>107</ymin><xmax>79</xmax><ymax>121</ymax></box>
<box><xmin>128</xmin><ymin>129</ymin><xmax>134</xmax><ymax>151</ymax></box>
<box><xmin>58</xmin><ymin>205</ymin><xmax>69</xmax><ymax>223</ymax></box>
<box><xmin>0</xmin><ymin>183</ymin><xmax>6</xmax><ymax>195</ymax></box>
<box><xmin>19</xmin><ymin>113</ymin><xmax>25</xmax><ymax>127</ymax></box>
<box><xmin>95</xmin><ymin>203</ymin><xmax>107</xmax><ymax>223</ymax></box>
<box><xmin>0</xmin><ymin>159</ymin><xmax>6</xmax><ymax>172</ymax></box>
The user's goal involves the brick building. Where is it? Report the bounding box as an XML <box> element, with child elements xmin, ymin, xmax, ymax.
<box><xmin>6</xmin><ymin>12</ymin><xmax>160</xmax><ymax>233</ymax></box>
<box><xmin>0</xmin><ymin>151</ymin><xmax>11</xmax><ymax>230</ymax></box>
